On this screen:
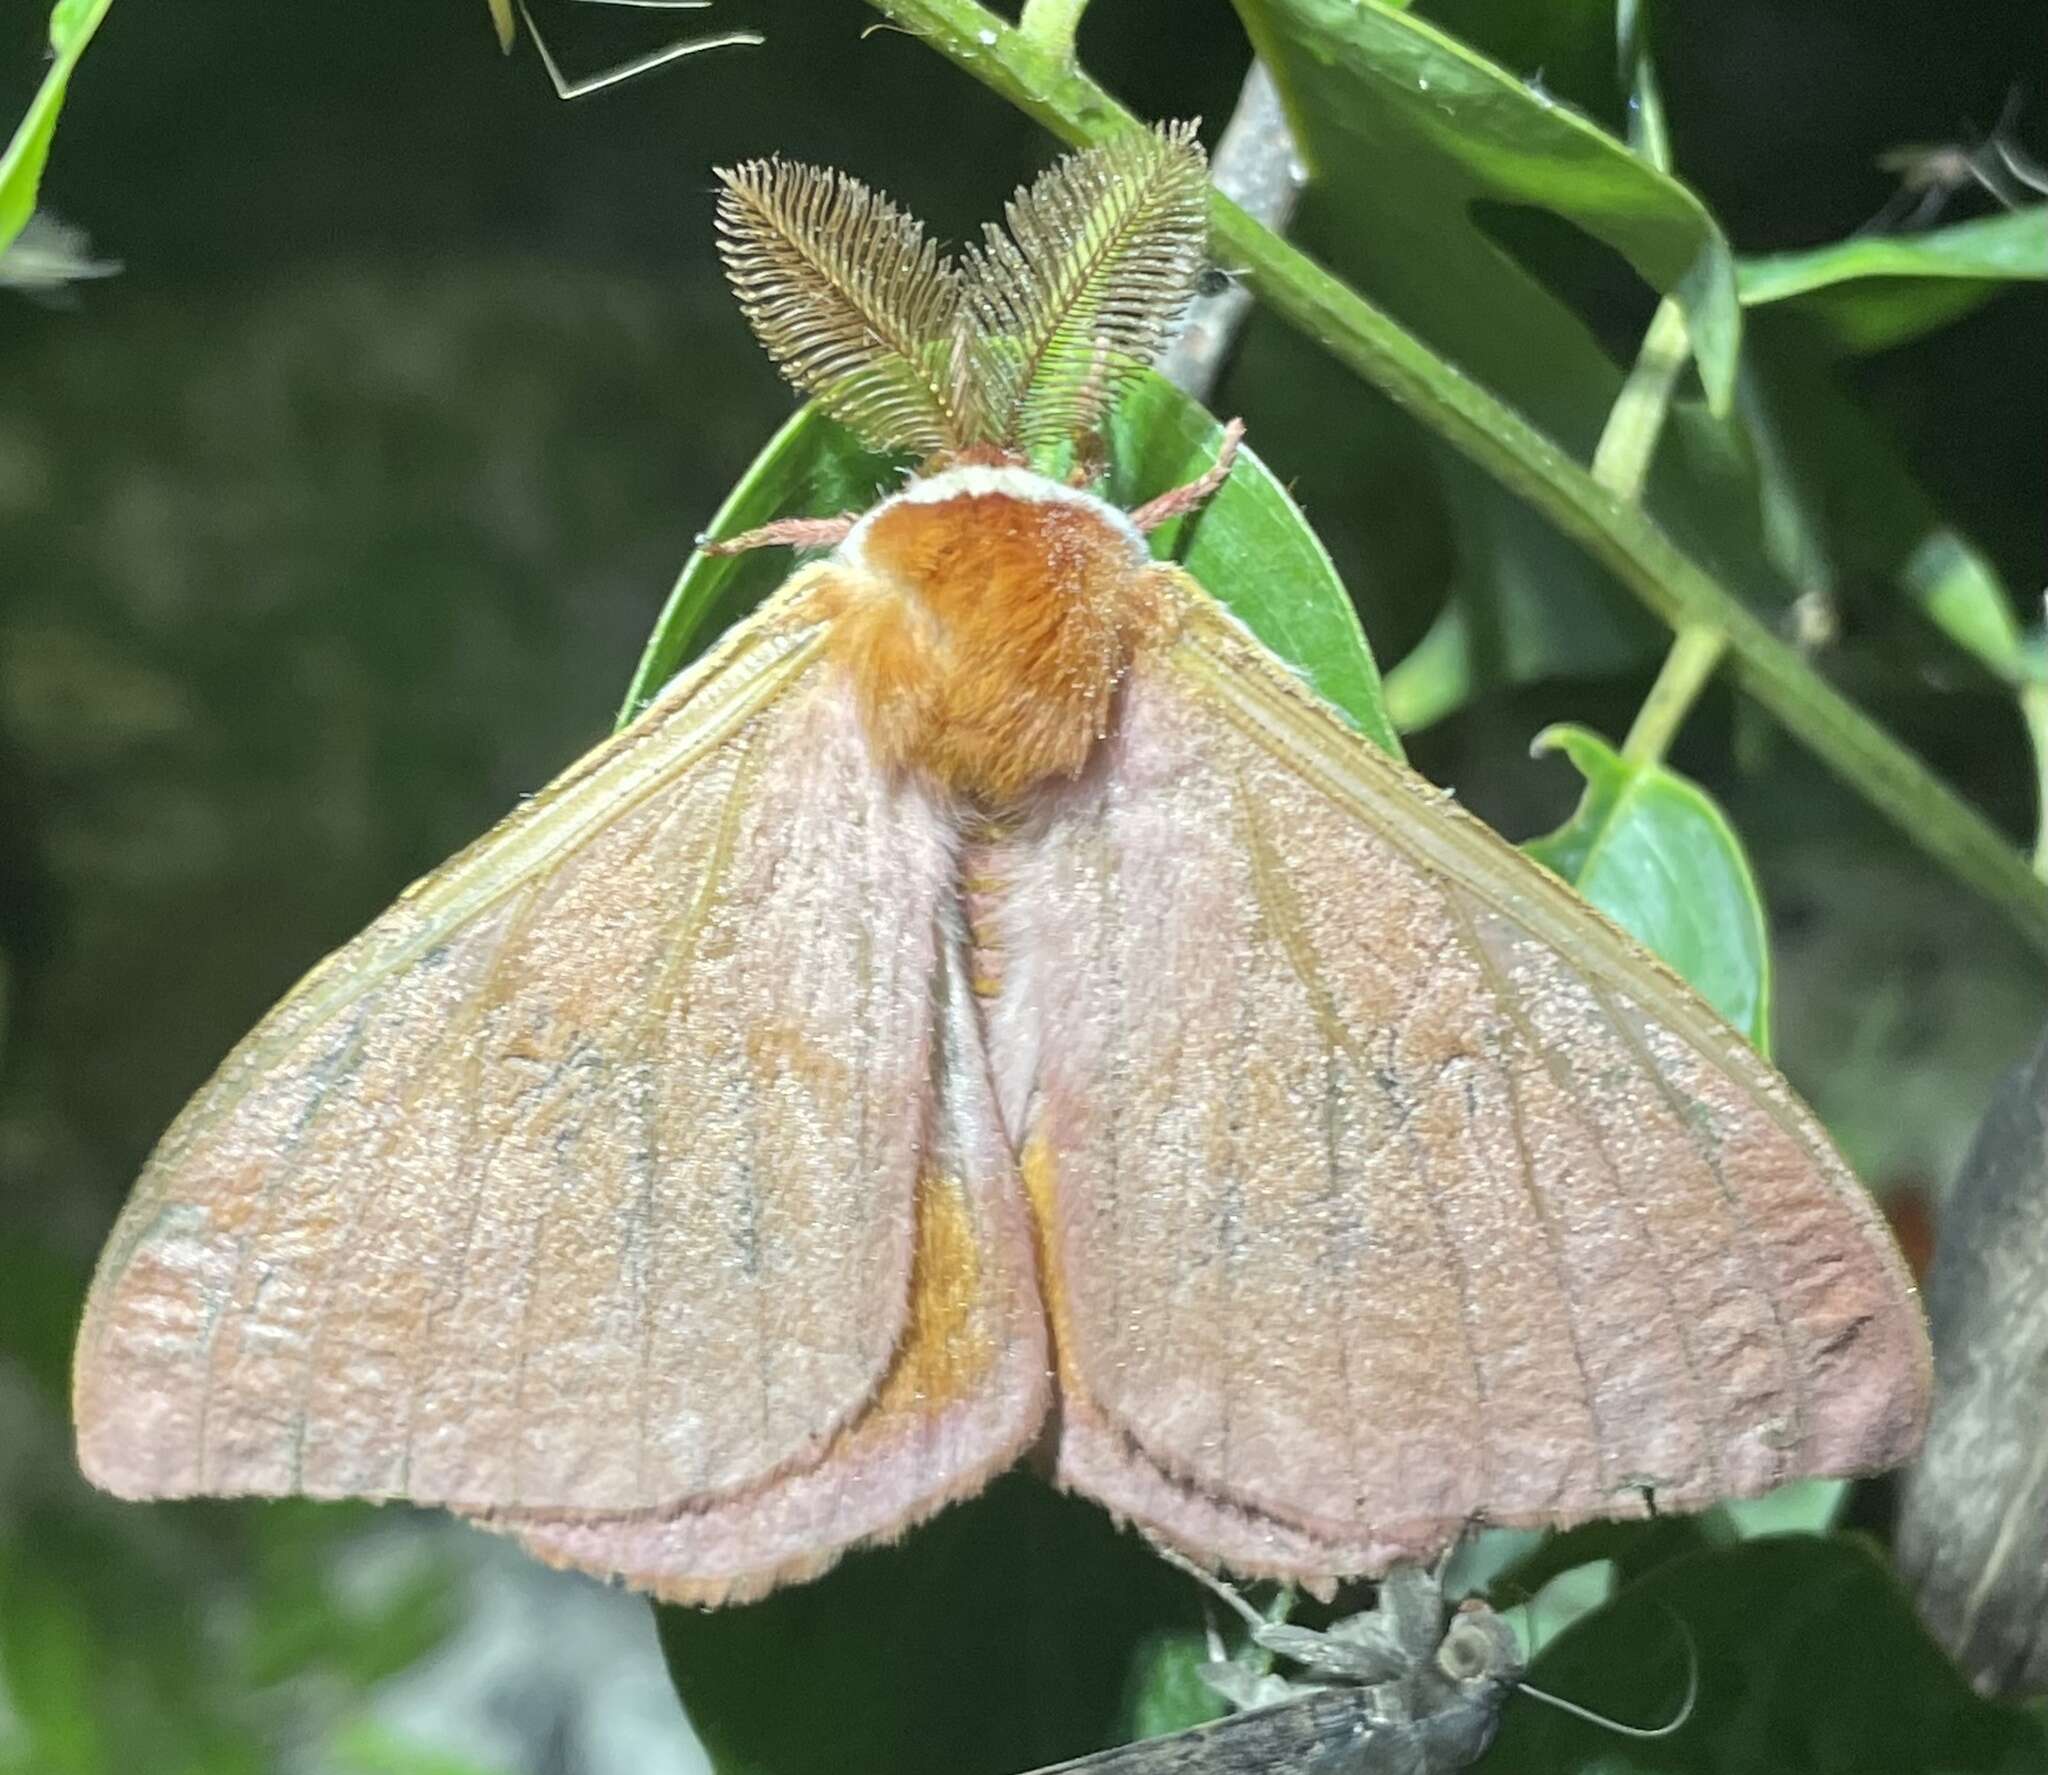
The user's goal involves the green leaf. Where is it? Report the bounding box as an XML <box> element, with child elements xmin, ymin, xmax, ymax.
<box><xmin>1525</xmin><ymin>724</ymin><xmax>1772</xmax><ymax>1049</ymax></box>
<box><xmin>1738</xmin><ymin>208</ymin><xmax>2048</xmax><ymax>356</ymax></box>
<box><xmin>323</xmin><ymin>1721</ymin><xmax>516</xmax><ymax>1775</ymax></box>
<box><xmin>1237</xmin><ymin>0</ymin><xmax>1756</xmax><ymax>721</ymax></box>
<box><xmin>0</xmin><ymin>0</ymin><xmax>116</xmax><ymax>256</ymax></box>
<box><xmin>1234</xmin><ymin>0</ymin><xmax>1741</xmax><ymax>411</ymax></box>
<box><xmin>1117</xmin><ymin>1630</ymin><xmax>1230</xmax><ymax>1743</ymax></box>
<box><xmin>658</xmin><ymin>1475</ymin><xmax>1204</xmax><ymax>1775</ymax></box>
<box><xmin>1474</xmin><ymin>1537</ymin><xmax>2048</xmax><ymax>1773</ymax></box>
<box><xmin>617</xmin><ymin>372</ymin><xmax>1397</xmax><ymax>755</ymax></box>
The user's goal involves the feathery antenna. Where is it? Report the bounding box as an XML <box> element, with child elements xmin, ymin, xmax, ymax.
<box><xmin>714</xmin><ymin>161</ymin><xmax>973</xmax><ymax>457</ymax></box>
<box><xmin>963</xmin><ymin>122</ymin><xmax>1210</xmax><ymax>453</ymax></box>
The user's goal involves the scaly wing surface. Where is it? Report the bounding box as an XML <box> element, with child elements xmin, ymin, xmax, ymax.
<box><xmin>502</xmin><ymin>934</ymin><xmax>1049</xmax><ymax>1604</ymax></box>
<box><xmin>992</xmin><ymin>583</ymin><xmax>1929</xmax><ymax>1574</ymax></box>
<box><xmin>75</xmin><ymin>572</ymin><xmax>975</xmax><ymax>1521</ymax></box>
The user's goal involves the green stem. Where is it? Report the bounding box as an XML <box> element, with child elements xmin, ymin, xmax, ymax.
<box><xmin>1017</xmin><ymin>0</ymin><xmax>1089</xmax><ymax>62</ymax></box>
<box><xmin>1623</xmin><ymin>625</ymin><xmax>1729</xmax><ymax>767</ymax></box>
<box><xmin>862</xmin><ymin>0</ymin><xmax>2048</xmax><ymax>963</ymax></box>
<box><xmin>2023</xmin><ymin>681</ymin><xmax>2048</xmax><ymax>879</ymax></box>
<box><xmin>1592</xmin><ymin>296</ymin><xmax>1691</xmax><ymax>504</ymax></box>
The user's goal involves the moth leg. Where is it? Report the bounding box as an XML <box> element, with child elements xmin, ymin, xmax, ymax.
<box><xmin>1128</xmin><ymin>416</ymin><xmax>1245</xmax><ymax>532</ymax></box>
<box><xmin>700</xmin><ymin>513</ymin><xmax>859</xmax><ymax>556</ymax></box>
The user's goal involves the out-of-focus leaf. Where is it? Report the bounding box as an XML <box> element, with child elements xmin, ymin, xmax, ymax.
<box><xmin>1233</xmin><ymin>0</ymin><xmax>1741</xmax><ymax>409</ymax></box>
<box><xmin>484</xmin><ymin>0</ymin><xmax>516</xmax><ymax>52</ymax></box>
<box><xmin>620</xmin><ymin>374</ymin><xmax>1399</xmax><ymax>754</ymax></box>
<box><xmin>1525</xmin><ymin>724</ymin><xmax>1772</xmax><ymax>1049</ymax></box>
<box><xmin>1738</xmin><ymin>209</ymin><xmax>2048</xmax><ymax>355</ymax></box>
<box><xmin>1475</xmin><ymin>1537</ymin><xmax>2048</xmax><ymax>1772</ymax></box>
<box><xmin>0</xmin><ymin>210</ymin><xmax>120</xmax><ymax>299</ymax></box>
<box><xmin>1117</xmin><ymin>1631</ymin><xmax>1229</xmax><ymax>1742</ymax></box>
<box><xmin>325</xmin><ymin>1721</ymin><xmax>515</xmax><ymax>1775</ymax></box>
<box><xmin>658</xmin><ymin>1475</ymin><xmax>1205</xmax><ymax>1775</ymax></box>
<box><xmin>0</xmin><ymin>0</ymin><xmax>117</xmax><ymax>256</ymax></box>
<box><xmin>1900</xmin><ymin>528</ymin><xmax>2037</xmax><ymax>688</ymax></box>
<box><xmin>1239</xmin><ymin>0</ymin><xmax>1765</xmax><ymax>722</ymax></box>
<box><xmin>1718</xmin><ymin>1477</ymin><xmax>1847</xmax><ymax>1539</ymax></box>
<box><xmin>0</xmin><ymin>1554</ymin><xmax>107</xmax><ymax>1774</ymax></box>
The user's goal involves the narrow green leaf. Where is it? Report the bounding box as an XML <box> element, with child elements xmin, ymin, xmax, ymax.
<box><xmin>1738</xmin><ymin>208</ymin><xmax>2047</xmax><ymax>354</ymax></box>
<box><xmin>0</xmin><ymin>0</ymin><xmax>116</xmax><ymax>255</ymax></box>
<box><xmin>1525</xmin><ymin>723</ymin><xmax>1771</xmax><ymax>1049</ymax></box>
<box><xmin>1233</xmin><ymin>0</ymin><xmax>1742</xmax><ymax>412</ymax></box>
<box><xmin>618</xmin><ymin>374</ymin><xmax>1397</xmax><ymax>754</ymax></box>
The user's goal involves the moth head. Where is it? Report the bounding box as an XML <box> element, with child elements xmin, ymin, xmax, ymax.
<box><xmin>713</xmin><ymin>124</ymin><xmax>1209</xmax><ymax>471</ymax></box>
<box><xmin>1436</xmin><ymin>1600</ymin><xmax>1525</xmax><ymax>1695</ymax></box>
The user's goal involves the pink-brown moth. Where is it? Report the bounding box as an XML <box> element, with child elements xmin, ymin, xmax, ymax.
<box><xmin>73</xmin><ymin>125</ymin><xmax>1931</xmax><ymax>1605</ymax></box>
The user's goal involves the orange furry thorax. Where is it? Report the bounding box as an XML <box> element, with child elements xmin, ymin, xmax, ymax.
<box><xmin>828</xmin><ymin>484</ymin><xmax>1173</xmax><ymax>804</ymax></box>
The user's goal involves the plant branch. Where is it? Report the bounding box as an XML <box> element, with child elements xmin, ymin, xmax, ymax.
<box><xmin>862</xmin><ymin>0</ymin><xmax>2048</xmax><ymax>962</ymax></box>
<box><xmin>1592</xmin><ymin>296</ymin><xmax>1691</xmax><ymax>504</ymax></box>
<box><xmin>1158</xmin><ymin>59</ymin><xmax>1302</xmax><ymax>401</ymax></box>
<box><xmin>1623</xmin><ymin>625</ymin><xmax>1730</xmax><ymax>767</ymax></box>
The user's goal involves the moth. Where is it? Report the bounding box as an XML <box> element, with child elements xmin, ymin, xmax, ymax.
<box><xmin>73</xmin><ymin>124</ymin><xmax>1931</xmax><ymax>1606</ymax></box>
<box><xmin>1025</xmin><ymin>1564</ymin><xmax>1524</xmax><ymax>1775</ymax></box>
<box><xmin>1023</xmin><ymin>1556</ymin><xmax>1687</xmax><ymax>1775</ymax></box>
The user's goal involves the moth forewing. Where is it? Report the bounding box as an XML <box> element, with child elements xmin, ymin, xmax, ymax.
<box><xmin>72</xmin><ymin>564</ymin><xmax>963</xmax><ymax>1524</ymax></box>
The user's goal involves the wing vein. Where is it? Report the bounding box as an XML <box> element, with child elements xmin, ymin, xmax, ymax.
<box><xmin>1590</xmin><ymin>978</ymin><xmax>1810</xmax><ymax>1476</ymax></box>
<box><xmin>633</xmin><ymin>732</ymin><xmax>763</xmax><ymax>1498</ymax></box>
<box><xmin>1438</xmin><ymin>890</ymin><xmax>1616</xmax><ymax>1497</ymax></box>
<box><xmin>304</xmin><ymin>874</ymin><xmax>554</xmax><ymax>1493</ymax></box>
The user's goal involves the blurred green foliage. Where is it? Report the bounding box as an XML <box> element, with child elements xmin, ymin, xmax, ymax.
<box><xmin>2</xmin><ymin>0</ymin><xmax>2045</xmax><ymax>1771</ymax></box>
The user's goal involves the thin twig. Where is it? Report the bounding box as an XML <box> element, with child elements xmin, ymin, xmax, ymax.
<box><xmin>1158</xmin><ymin>61</ymin><xmax>1303</xmax><ymax>402</ymax></box>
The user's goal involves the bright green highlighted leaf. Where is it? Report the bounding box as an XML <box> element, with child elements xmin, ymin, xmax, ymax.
<box><xmin>1526</xmin><ymin>724</ymin><xmax>1771</xmax><ymax>1049</ymax></box>
<box><xmin>0</xmin><ymin>0</ymin><xmax>117</xmax><ymax>256</ymax></box>
<box><xmin>1738</xmin><ymin>207</ymin><xmax>2047</xmax><ymax>355</ymax></box>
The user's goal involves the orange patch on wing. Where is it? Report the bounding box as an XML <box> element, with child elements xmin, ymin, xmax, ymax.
<box><xmin>1019</xmin><ymin>1134</ymin><xmax>1082</xmax><ymax>1394</ymax></box>
<box><xmin>866</xmin><ymin>1169</ymin><xmax>995</xmax><ymax>1417</ymax></box>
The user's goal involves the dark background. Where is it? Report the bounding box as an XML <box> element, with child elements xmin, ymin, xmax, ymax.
<box><xmin>2</xmin><ymin>1</ymin><xmax>2043</xmax><ymax>1769</ymax></box>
